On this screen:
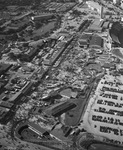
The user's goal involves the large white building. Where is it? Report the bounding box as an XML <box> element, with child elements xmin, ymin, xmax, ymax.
<box><xmin>121</xmin><ymin>0</ymin><xmax>123</xmax><ymax>8</ymax></box>
<box><xmin>78</xmin><ymin>0</ymin><xmax>83</xmax><ymax>3</ymax></box>
<box><xmin>86</xmin><ymin>1</ymin><xmax>101</xmax><ymax>13</ymax></box>
<box><xmin>113</xmin><ymin>0</ymin><xmax>121</xmax><ymax>5</ymax></box>
<box><xmin>86</xmin><ymin>1</ymin><xmax>105</xmax><ymax>19</ymax></box>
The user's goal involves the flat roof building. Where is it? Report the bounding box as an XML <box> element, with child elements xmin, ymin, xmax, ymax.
<box><xmin>31</xmin><ymin>14</ymin><xmax>55</xmax><ymax>21</ymax></box>
<box><xmin>89</xmin><ymin>19</ymin><xmax>102</xmax><ymax>32</ymax></box>
<box><xmin>0</xmin><ymin>63</ymin><xmax>13</xmax><ymax>75</ymax></box>
<box><xmin>89</xmin><ymin>35</ymin><xmax>104</xmax><ymax>49</ymax></box>
<box><xmin>103</xmin><ymin>21</ymin><xmax>109</xmax><ymax>29</ymax></box>
<box><xmin>0</xmin><ymin>106</ymin><xmax>9</xmax><ymax>119</ymax></box>
<box><xmin>78</xmin><ymin>33</ymin><xmax>91</xmax><ymax>48</ymax></box>
<box><xmin>52</xmin><ymin>101</ymin><xmax>76</xmax><ymax>117</ymax></box>
<box><xmin>29</xmin><ymin>39</ymin><xmax>43</xmax><ymax>48</ymax></box>
<box><xmin>28</xmin><ymin>122</ymin><xmax>47</xmax><ymax>136</ymax></box>
<box><xmin>0</xmin><ymin>82</ymin><xmax>6</xmax><ymax>90</ymax></box>
<box><xmin>0</xmin><ymin>101</ymin><xmax>13</xmax><ymax>109</ymax></box>
<box><xmin>21</xmin><ymin>81</ymin><xmax>33</xmax><ymax>95</ymax></box>
<box><xmin>89</xmin><ymin>25</ymin><xmax>102</xmax><ymax>32</ymax></box>
<box><xmin>13</xmin><ymin>12</ymin><xmax>33</xmax><ymax>21</ymax></box>
<box><xmin>86</xmin><ymin>1</ymin><xmax>101</xmax><ymax>14</ymax></box>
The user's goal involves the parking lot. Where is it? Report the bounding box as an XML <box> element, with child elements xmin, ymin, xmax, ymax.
<box><xmin>83</xmin><ymin>75</ymin><xmax>123</xmax><ymax>145</ymax></box>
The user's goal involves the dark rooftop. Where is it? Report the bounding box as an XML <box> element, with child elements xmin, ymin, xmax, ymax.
<box><xmin>89</xmin><ymin>35</ymin><xmax>104</xmax><ymax>48</ymax></box>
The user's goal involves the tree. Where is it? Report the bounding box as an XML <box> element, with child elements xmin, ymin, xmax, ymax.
<box><xmin>8</xmin><ymin>52</ymin><xmax>17</xmax><ymax>60</ymax></box>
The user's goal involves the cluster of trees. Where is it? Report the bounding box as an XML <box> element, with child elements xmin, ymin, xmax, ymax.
<box><xmin>0</xmin><ymin>0</ymin><xmax>6</xmax><ymax>10</ymax></box>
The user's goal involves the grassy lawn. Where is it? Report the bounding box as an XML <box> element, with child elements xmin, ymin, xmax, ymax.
<box><xmin>64</xmin><ymin>97</ymin><xmax>85</xmax><ymax>126</ymax></box>
<box><xmin>33</xmin><ymin>21</ymin><xmax>56</xmax><ymax>38</ymax></box>
<box><xmin>64</xmin><ymin>85</ymin><xmax>93</xmax><ymax>126</ymax></box>
<box><xmin>86</xmin><ymin>63</ymin><xmax>102</xmax><ymax>72</ymax></box>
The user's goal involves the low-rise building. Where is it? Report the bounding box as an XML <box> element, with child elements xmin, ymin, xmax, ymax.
<box><xmin>21</xmin><ymin>81</ymin><xmax>33</xmax><ymax>95</ymax></box>
<box><xmin>0</xmin><ymin>63</ymin><xmax>13</xmax><ymax>75</ymax></box>
<box><xmin>31</xmin><ymin>14</ymin><xmax>55</xmax><ymax>22</ymax></box>
<box><xmin>13</xmin><ymin>12</ymin><xmax>33</xmax><ymax>21</ymax></box>
<box><xmin>86</xmin><ymin>1</ymin><xmax>101</xmax><ymax>14</ymax></box>
<box><xmin>52</xmin><ymin>101</ymin><xmax>76</xmax><ymax>117</ymax></box>
<box><xmin>78</xmin><ymin>40</ymin><xmax>88</xmax><ymax>48</ymax></box>
<box><xmin>102</xmin><ymin>63</ymin><xmax>116</xmax><ymax>70</ymax></box>
<box><xmin>0</xmin><ymin>106</ymin><xmax>9</xmax><ymax>119</ymax></box>
<box><xmin>21</xmin><ymin>48</ymin><xmax>41</xmax><ymax>62</ymax></box>
<box><xmin>89</xmin><ymin>19</ymin><xmax>102</xmax><ymax>32</ymax></box>
<box><xmin>89</xmin><ymin>35</ymin><xmax>104</xmax><ymax>49</ymax></box>
<box><xmin>0</xmin><ymin>101</ymin><xmax>13</xmax><ymax>109</ymax></box>
<box><xmin>89</xmin><ymin>25</ymin><xmax>102</xmax><ymax>32</ymax></box>
<box><xmin>29</xmin><ymin>39</ymin><xmax>44</xmax><ymax>48</ymax></box>
<box><xmin>78</xmin><ymin>33</ymin><xmax>91</xmax><ymax>48</ymax></box>
<box><xmin>28</xmin><ymin>122</ymin><xmax>47</xmax><ymax>136</ymax></box>
<box><xmin>102</xmin><ymin>21</ymin><xmax>110</xmax><ymax>29</ymax></box>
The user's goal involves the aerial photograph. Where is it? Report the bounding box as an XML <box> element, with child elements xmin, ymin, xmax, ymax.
<box><xmin>0</xmin><ymin>0</ymin><xmax>123</xmax><ymax>149</ymax></box>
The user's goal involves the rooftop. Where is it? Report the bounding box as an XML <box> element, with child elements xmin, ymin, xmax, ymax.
<box><xmin>28</xmin><ymin>122</ymin><xmax>47</xmax><ymax>134</ymax></box>
<box><xmin>89</xmin><ymin>35</ymin><xmax>104</xmax><ymax>48</ymax></box>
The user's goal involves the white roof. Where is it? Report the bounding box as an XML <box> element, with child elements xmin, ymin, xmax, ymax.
<box><xmin>86</xmin><ymin>1</ymin><xmax>101</xmax><ymax>11</ymax></box>
<box><xmin>29</xmin><ymin>39</ymin><xmax>43</xmax><ymax>47</ymax></box>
